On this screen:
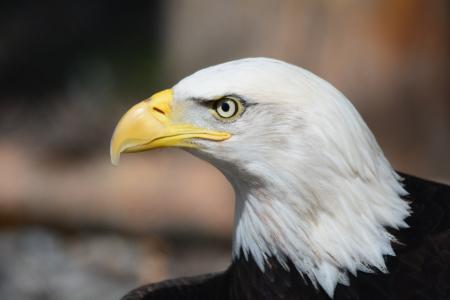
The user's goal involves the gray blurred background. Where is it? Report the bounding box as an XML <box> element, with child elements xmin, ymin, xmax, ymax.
<box><xmin>0</xmin><ymin>1</ymin><xmax>449</xmax><ymax>299</ymax></box>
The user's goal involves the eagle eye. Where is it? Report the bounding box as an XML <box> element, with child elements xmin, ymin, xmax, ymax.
<box><xmin>212</xmin><ymin>97</ymin><xmax>244</xmax><ymax>121</ymax></box>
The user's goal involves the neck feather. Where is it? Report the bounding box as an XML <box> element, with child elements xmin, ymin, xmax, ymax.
<box><xmin>228</xmin><ymin>167</ymin><xmax>410</xmax><ymax>297</ymax></box>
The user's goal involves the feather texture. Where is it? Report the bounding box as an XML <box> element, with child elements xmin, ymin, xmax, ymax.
<box><xmin>122</xmin><ymin>173</ymin><xmax>450</xmax><ymax>300</ymax></box>
<box><xmin>176</xmin><ymin>58</ymin><xmax>411</xmax><ymax>295</ymax></box>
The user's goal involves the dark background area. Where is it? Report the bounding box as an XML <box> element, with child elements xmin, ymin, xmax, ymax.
<box><xmin>0</xmin><ymin>1</ymin><xmax>161</xmax><ymax>98</ymax></box>
<box><xmin>0</xmin><ymin>1</ymin><xmax>448</xmax><ymax>299</ymax></box>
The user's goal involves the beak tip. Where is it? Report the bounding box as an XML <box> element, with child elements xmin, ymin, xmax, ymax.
<box><xmin>111</xmin><ymin>156</ymin><xmax>120</xmax><ymax>166</ymax></box>
<box><xmin>110</xmin><ymin>147</ymin><xmax>121</xmax><ymax>166</ymax></box>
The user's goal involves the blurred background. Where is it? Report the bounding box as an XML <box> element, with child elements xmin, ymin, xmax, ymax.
<box><xmin>0</xmin><ymin>1</ymin><xmax>448</xmax><ymax>299</ymax></box>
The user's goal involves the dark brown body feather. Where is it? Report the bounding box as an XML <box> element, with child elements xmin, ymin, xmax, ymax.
<box><xmin>122</xmin><ymin>173</ymin><xmax>450</xmax><ymax>300</ymax></box>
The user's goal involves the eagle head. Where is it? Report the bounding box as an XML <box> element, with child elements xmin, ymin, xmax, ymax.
<box><xmin>110</xmin><ymin>58</ymin><xmax>410</xmax><ymax>297</ymax></box>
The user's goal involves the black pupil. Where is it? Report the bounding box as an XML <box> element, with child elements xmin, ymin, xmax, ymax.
<box><xmin>221</xmin><ymin>102</ymin><xmax>230</xmax><ymax>112</ymax></box>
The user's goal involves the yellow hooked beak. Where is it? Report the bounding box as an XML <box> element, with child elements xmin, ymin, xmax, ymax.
<box><xmin>110</xmin><ymin>89</ymin><xmax>231</xmax><ymax>165</ymax></box>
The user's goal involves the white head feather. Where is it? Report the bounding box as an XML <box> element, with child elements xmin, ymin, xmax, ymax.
<box><xmin>173</xmin><ymin>58</ymin><xmax>410</xmax><ymax>297</ymax></box>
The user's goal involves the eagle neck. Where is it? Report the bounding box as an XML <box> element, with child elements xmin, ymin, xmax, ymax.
<box><xmin>225</xmin><ymin>168</ymin><xmax>410</xmax><ymax>298</ymax></box>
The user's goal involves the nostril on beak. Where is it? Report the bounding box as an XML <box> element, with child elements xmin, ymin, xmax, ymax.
<box><xmin>153</xmin><ymin>107</ymin><xmax>165</xmax><ymax>115</ymax></box>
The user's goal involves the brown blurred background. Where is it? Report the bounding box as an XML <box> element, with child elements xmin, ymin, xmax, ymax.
<box><xmin>0</xmin><ymin>1</ymin><xmax>449</xmax><ymax>299</ymax></box>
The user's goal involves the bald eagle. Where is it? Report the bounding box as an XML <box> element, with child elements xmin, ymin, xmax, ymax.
<box><xmin>111</xmin><ymin>58</ymin><xmax>449</xmax><ymax>300</ymax></box>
